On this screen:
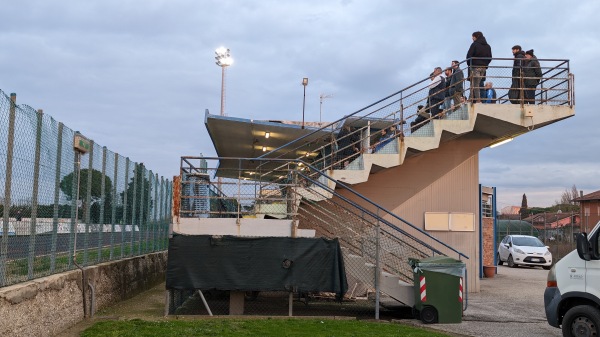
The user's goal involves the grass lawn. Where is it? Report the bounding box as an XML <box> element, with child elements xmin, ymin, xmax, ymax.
<box><xmin>80</xmin><ymin>318</ymin><xmax>452</xmax><ymax>337</ymax></box>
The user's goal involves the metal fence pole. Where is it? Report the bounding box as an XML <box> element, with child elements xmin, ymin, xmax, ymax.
<box><xmin>131</xmin><ymin>163</ymin><xmax>138</xmax><ymax>256</ymax></box>
<box><xmin>109</xmin><ymin>153</ymin><xmax>119</xmax><ymax>261</ymax></box>
<box><xmin>28</xmin><ymin>109</ymin><xmax>44</xmax><ymax>279</ymax></box>
<box><xmin>145</xmin><ymin>170</ymin><xmax>153</xmax><ymax>253</ymax></box>
<box><xmin>0</xmin><ymin>93</ymin><xmax>17</xmax><ymax>286</ymax></box>
<box><xmin>51</xmin><ymin>122</ymin><xmax>64</xmax><ymax>272</ymax></box>
<box><xmin>138</xmin><ymin>166</ymin><xmax>145</xmax><ymax>255</ymax></box>
<box><xmin>83</xmin><ymin>141</ymin><xmax>94</xmax><ymax>265</ymax></box>
<box><xmin>99</xmin><ymin>146</ymin><xmax>107</xmax><ymax>262</ymax></box>
<box><xmin>375</xmin><ymin>209</ymin><xmax>381</xmax><ymax>320</ymax></box>
<box><xmin>152</xmin><ymin>173</ymin><xmax>159</xmax><ymax>252</ymax></box>
<box><xmin>122</xmin><ymin>158</ymin><xmax>130</xmax><ymax>257</ymax></box>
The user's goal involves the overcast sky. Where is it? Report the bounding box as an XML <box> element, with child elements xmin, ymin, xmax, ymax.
<box><xmin>1</xmin><ymin>0</ymin><xmax>598</xmax><ymax>209</ymax></box>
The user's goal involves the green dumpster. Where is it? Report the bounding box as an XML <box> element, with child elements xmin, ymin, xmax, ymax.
<box><xmin>409</xmin><ymin>256</ymin><xmax>465</xmax><ymax>324</ymax></box>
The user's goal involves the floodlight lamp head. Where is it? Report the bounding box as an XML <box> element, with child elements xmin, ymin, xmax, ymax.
<box><xmin>302</xmin><ymin>77</ymin><xmax>309</xmax><ymax>86</ymax></box>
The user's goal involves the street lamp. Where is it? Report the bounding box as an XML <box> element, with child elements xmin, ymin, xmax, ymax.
<box><xmin>319</xmin><ymin>93</ymin><xmax>333</xmax><ymax>123</ymax></box>
<box><xmin>215</xmin><ymin>47</ymin><xmax>233</xmax><ymax>116</ymax></box>
<box><xmin>302</xmin><ymin>77</ymin><xmax>308</xmax><ymax>129</ymax></box>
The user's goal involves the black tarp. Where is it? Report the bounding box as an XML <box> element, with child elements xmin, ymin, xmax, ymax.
<box><xmin>166</xmin><ymin>235</ymin><xmax>348</xmax><ymax>298</ymax></box>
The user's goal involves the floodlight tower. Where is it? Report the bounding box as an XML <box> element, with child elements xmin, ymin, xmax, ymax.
<box><xmin>215</xmin><ymin>47</ymin><xmax>233</xmax><ymax>116</ymax></box>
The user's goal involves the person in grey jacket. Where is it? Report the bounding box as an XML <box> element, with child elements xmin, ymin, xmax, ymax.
<box><xmin>449</xmin><ymin>60</ymin><xmax>465</xmax><ymax>109</ymax></box>
<box><xmin>523</xmin><ymin>49</ymin><xmax>542</xmax><ymax>104</ymax></box>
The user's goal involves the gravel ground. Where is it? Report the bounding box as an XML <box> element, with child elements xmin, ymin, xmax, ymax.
<box><xmin>55</xmin><ymin>264</ymin><xmax>562</xmax><ymax>337</ymax></box>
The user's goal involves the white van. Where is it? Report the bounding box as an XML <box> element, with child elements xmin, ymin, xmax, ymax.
<box><xmin>544</xmin><ymin>220</ymin><xmax>600</xmax><ymax>337</ymax></box>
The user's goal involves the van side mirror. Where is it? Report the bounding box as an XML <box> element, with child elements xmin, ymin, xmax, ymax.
<box><xmin>591</xmin><ymin>230</ymin><xmax>600</xmax><ymax>260</ymax></box>
<box><xmin>576</xmin><ymin>233</ymin><xmax>591</xmax><ymax>261</ymax></box>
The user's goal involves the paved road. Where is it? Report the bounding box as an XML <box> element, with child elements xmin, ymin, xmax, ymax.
<box><xmin>405</xmin><ymin>264</ymin><xmax>562</xmax><ymax>337</ymax></box>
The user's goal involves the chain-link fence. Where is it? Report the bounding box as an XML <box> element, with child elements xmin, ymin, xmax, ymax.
<box><xmin>0</xmin><ymin>90</ymin><xmax>172</xmax><ymax>287</ymax></box>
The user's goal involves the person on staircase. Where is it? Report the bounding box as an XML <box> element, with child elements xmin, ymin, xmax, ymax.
<box><xmin>466</xmin><ymin>31</ymin><xmax>492</xmax><ymax>103</ymax></box>
<box><xmin>509</xmin><ymin>45</ymin><xmax>526</xmax><ymax>104</ymax></box>
<box><xmin>523</xmin><ymin>49</ymin><xmax>542</xmax><ymax>104</ymax></box>
<box><xmin>428</xmin><ymin>67</ymin><xmax>446</xmax><ymax>118</ymax></box>
<box><xmin>449</xmin><ymin>60</ymin><xmax>465</xmax><ymax>110</ymax></box>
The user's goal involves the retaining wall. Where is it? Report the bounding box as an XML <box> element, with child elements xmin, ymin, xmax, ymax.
<box><xmin>0</xmin><ymin>251</ymin><xmax>167</xmax><ymax>337</ymax></box>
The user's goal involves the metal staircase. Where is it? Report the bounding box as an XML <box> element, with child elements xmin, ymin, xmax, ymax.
<box><xmin>178</xmin><ymin>57</ymin><xmax>574</xmax><ymax>310</ymax></box>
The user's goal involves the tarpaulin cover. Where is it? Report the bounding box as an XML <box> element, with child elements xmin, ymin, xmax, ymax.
<box><xmin>166</xmin><ymin>235</ymin><xmax>348</xmax><ymax>297</ymax></box>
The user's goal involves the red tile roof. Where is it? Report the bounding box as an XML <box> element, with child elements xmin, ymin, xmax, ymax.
<box><xmin>573</xmin><ymin>190</ymin><xmax>600</xmax><ymax>202</ymax></box>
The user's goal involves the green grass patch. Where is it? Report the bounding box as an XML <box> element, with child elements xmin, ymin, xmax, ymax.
<box><xmin>81</xmin><ymin>318</ymin><xmax>450</xmax><ymax>337</ymax></box>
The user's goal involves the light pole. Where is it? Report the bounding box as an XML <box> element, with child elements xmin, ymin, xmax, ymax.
<box><xmin>319</xmin><ymin>93</ymin><xmax>333</xmax><ymax>123</ymax></box>
<box><xmin>302</xmin><ymin>78</ymin><xmax>308</xmax><ymax>129</ymax></box>
<box><xmin>215</xmin><ymin>47</ymin><xmax>233</xmax><ymax>116</ymax></box>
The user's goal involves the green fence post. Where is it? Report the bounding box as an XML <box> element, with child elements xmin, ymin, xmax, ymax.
<box><xmin>131</xmin><ymin>163</ymin><xmax>138</xmax><ymax>256</ymax></box>
<box><xmin>83</xmin><ymin>141</ymin><xmax>94</xmax><ymax>265</ymax></box>
<box><xmin>138</xmin><ymin>165</ymin><xmax>145</xmax><ymax>255</ymax></box>
<box><xmin>112</xmin><ymin>153</ymin><xmax>119</xmax><ymax>259</ymax></box>
<box><xmin>51</xmin><ymin>122</ymin><xmax>64</xmax><ymax>273</ymax></box>
<box><xmin>28</xmin><ymin>109</ymin><xmax>44</xmax><ymax>279</ymax></box>
<box><xmin>145</xmin><ymin>170</ymin><xmax>153</xmax><ymax>254</ymax></box>
<box><xmin>1</xmin><ymin>93</ymin><xmax>17</xmax><ymax>286</ymax></box>
<box><xmin>154</xmin><ymin>173</ymin><xmax>159</xmax><ymax>252</ymax></box>
<box><xmin>123</xmin><ymin>158</ymin><xmax>130</xmax><ymax>257</ymax></box>
<box><xmin>99</xmin><ymin>146</ymin><xmax>107</xmax><ymax>262</ymax></box>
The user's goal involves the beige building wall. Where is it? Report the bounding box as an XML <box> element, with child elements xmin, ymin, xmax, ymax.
<box><xmin>332</xmin><ymin>135</ymin><xmax>491</xmax><ymax>292</ymax></box>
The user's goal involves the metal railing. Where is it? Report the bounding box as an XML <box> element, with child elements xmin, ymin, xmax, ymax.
<box><xmin>175</xmin><ymin>157</ymin><xmax>468</xmax><ymax>272</ymax></box>
<box><xmin>174</xmin><ymin>156</ymin><xmax>467</xmax><ymax>317</ymax></box>
<box><xmin>257</xmin><ymin>58</ymin><xmax>572</xmax><ymax>173</ymax></box>
<box><xmin>0</xmin><ymin>89</ymin><xmax>173</xmax><ymax>288</ymax></box>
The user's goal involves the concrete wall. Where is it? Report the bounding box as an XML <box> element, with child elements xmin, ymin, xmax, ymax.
<box><xmin>0</xmin><ymin>252</ymin><xmax>167</xmax><ymax>337</ymax></box>
<box><xmin>326</xmin><ymin>135</ymin><xmax>491</xmax><ymax>293</ymax></box>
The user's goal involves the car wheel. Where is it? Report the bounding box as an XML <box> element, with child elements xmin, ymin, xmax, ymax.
<box><xmin>507</xmin><ymin>255</ymin><xmax>516</xmax><ymax>268</ymax></box>
<box><xmin>497</xmin><ymin>253</ymin><xmax>504</xmax><ymax>266</ymax></box>
<box><xmin>420</xmin><ymin>305</ymin><xmax>438</xmax><ymax>324</ymax></box>
<box><xmin>561</xmin><ymin>305</ymin><xmax>600</xmax><ymax>337</ymax></box>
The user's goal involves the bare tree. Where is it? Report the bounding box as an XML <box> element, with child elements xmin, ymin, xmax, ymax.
<box><xmin>556</xmin><ymin>185</ymin><xmax>577</xmax><ymax>205</ymax></box>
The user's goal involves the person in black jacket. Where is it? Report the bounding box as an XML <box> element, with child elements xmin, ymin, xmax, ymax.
<box><xmin>428</xmin><ymin>67</ymin><xmax>445</xmax><ymax>118</ymax></box>
<box><xmin>523</xmin><ymin>49</ymin><xmax>542</xmax><ymax>104</ymax></box>
<box><xmin>466</xmin><ymin>31</ymin><xmax>492</xmax><ymax>103</ymax></box>
<box><xmin>450</xmin><ymin>60</ymin><xmax>465</xmax><ymax>109</ymax></box>
<box><xmin>509</xmin><ymin>45</ymin><xmax>526</xmax><ymax>104</ymax></box>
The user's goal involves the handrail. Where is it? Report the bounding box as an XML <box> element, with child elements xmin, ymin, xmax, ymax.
<box><xmin>295</xmin><ymin>163</ymin><xmax>469</xmax><ymax>260</ymax></box>
<box><xmin>183</xmin><ymin>156</ymin><xmax>469</xmax><ymax>260</ymax></box>
<box><xmin>254</xmin><ymin>58</ymin><xmax>571</xmax><ymax>174</ymax></box>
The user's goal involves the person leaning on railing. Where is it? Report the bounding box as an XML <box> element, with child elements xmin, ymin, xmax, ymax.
<box><xmin>509</xmin><ymin>45</ymin><xmax>526</xmax><ymax>104</ymax></box>
<box><xmin>466</xmin><ymin>31</ymin><xmax>492</xmax><ymax>103</ymax></box>
<box><xmin>523</xmin><ymin>49</ymin><xmax>542</xmax><ymax>104</ymax></box>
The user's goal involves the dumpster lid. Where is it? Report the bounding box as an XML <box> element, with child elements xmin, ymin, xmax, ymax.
<box><xmin>409</xmin><ymin>256</ymin><xmax>465</xmax><ymax>277</ymax></box>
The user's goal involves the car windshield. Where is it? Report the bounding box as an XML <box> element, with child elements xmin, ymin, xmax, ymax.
<box><xmin>513</xmin><ymin>236</ymin><xmax>545</xmax><ymax>247</ymax></box>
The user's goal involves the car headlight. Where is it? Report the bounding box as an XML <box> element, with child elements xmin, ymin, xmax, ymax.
<box><xmin>514</xmin><ymin>248</ymin><xmax>525</xmax><ymax>254</ymax></box>
<box><xmin>544</xmin><ymin>250</ymin><xmax>552</xmax><ymax>256</ymax></box>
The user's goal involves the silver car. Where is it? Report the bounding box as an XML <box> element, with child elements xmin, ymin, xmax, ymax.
<box><xmin>497</xmin><ymin>235</ymin><xmax>552</xmax><ymax>269</ymax></box>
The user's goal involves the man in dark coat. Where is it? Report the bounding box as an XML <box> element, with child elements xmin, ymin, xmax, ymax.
<box><xmin>509</xmin><ymin>45</ymin><xmax>526</xmax><ymax>104</ymax></box>
<box><xmin>523</xmin><ymin>49</ymin><xmax>542</xmax><ymax>104</ymax></box>
<box><xmin>466</xmin><ymin>31</ymin><xmax>492</xmax><ymax>103</ymax></box>
<box><xmin>428</xmin><ymin>67</ymin><xmax>446</xmax><ymax>118</ymax></box>
<box><xmin>450</xmin><ymin>60</ymin><xmax>465</xmax><ymax>109</ymax></box>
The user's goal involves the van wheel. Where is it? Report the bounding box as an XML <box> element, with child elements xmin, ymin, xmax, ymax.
<box><xmin>562</xmin><ymin>305</ymin><xmax>600</xmax><ymax>337</ymax></box>
<box><xmin>497</xmin><ymin>253</ymin><xmax>504</xmax><ymax>266</ymax></box>
<box><xmin>507</xmin><ymin>255</ymin><xmax>516</xmax><ymax>268</ymax></box>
